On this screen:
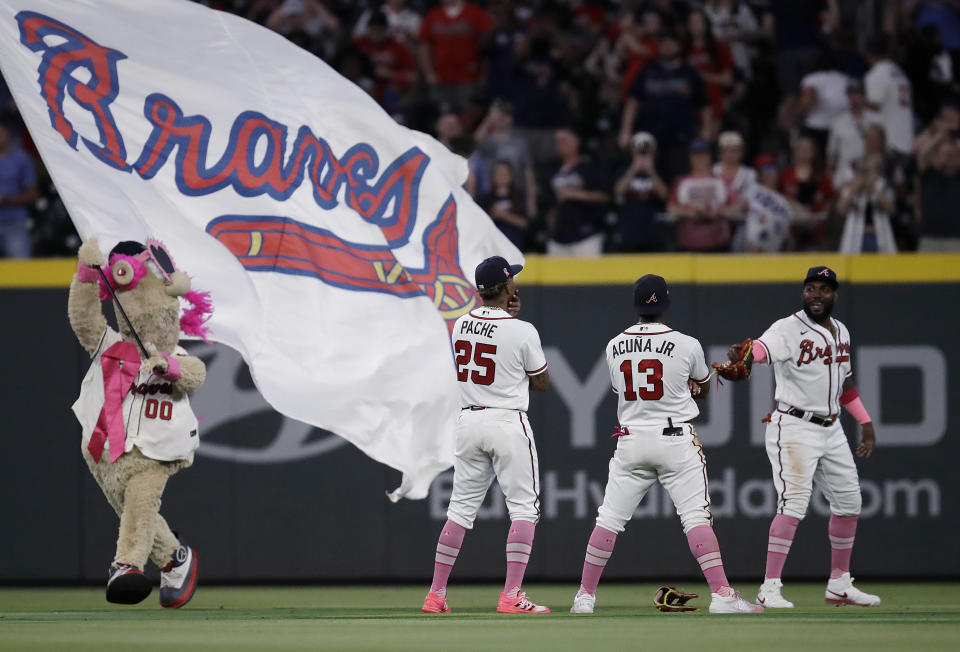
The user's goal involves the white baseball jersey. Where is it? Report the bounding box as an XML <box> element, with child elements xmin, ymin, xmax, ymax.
<box><xmin>864</xmin><ymin>60</ymin><xmax>913</xmax><ymax>154</ymax></box>
<box><xmin>451</xmin><ymin>306</ymin><xmax>547</xmax><ymax>411</ymax></box>
<box><xmin>755</xmin><ymin>311</ymin><xmax>853</xmax><ymax>418</ymax></box>
<box><xmin>606</xmin><ymin>322</ymin><xmax>710</xmax><ymax>427</ymax></box>
<box><xmin>72</xmin><ymin>328</ymin><xmax>199</xmax><ymax>461</ymax></box>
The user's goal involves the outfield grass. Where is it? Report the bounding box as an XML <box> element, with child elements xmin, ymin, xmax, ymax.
<box><xmin>0</xmin><ymin>583</ymin><xmax>957</xmax><ymax>651</ymax></box>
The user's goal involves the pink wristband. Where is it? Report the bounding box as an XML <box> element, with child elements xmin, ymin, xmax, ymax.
<box><xmin>76</xmin><ymin>262</ymin><xmax>100</xmax><ymax>283</ymax></box>
<box><xmin>159</xmin><ymin>353</ymin><xmax>181</xmax><ymax>381</ymax></box>
<box><xmin>840</xmin><ymin>388</ymin><xmax>871</xmax><ymax>424</ymax></box>
<box><xmin>751</xmin><ymin>339</ymin><xmax>768</xmax><ymax>363</ymax></box>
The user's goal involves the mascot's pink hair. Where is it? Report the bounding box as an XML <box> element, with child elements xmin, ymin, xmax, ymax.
<box><xmin>98</xmin><ymin>254</ymin><xmax>214</xmax><ymax>341</ymax></box>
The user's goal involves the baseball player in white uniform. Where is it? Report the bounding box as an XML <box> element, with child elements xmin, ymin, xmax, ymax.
<box><xmin>570</xmin><ymin>275</ymin><xmax>763</xmax><ymax>615</ymax></box>
<box><xmin>725</xmin><ymin>265</ymin><xmax>880</xmax><ymax>608</ymax></box>
<box><xmin>422</xmin><ymin>256</ymin><xmax>551</xmax><ymax>615</ymax></box>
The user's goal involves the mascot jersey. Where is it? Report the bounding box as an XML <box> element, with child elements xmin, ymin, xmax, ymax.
<box><xmin>72</xmin><ymin>328</ymin><xmax>199</xmax><ymax>462</ymax></box>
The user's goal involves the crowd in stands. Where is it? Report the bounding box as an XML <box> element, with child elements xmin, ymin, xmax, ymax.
<box><xmin>3</xmin><ymin>0</ymin><xmax>960</xmax><ymax>258</ymax></box>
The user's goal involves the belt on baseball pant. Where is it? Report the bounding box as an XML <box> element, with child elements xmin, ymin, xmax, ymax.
<box><xmin>461</xmin><ymin>406</ymin><xmax>486</xmax><ymax>411</ymax></box>
<box><xmin>613</xmin><ymin>418</ymin><xmax>687</xmax><ymax>438</ymax></box>
<box><xmin>779</xmin><ymin>406</ymin><xmax>835</xmax><ymax>427</ymax></box>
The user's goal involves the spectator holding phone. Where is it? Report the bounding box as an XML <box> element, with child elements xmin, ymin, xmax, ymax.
<box><xmin>612</xmin><ymin>132</ymin><xmax>670</xmax><ymax>252</ymax></box>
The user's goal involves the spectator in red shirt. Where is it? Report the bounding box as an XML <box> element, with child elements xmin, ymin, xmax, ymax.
<box><xmin>668</xmin><ymin>139</ymin><xmax>738</xmax><ymax>252</ymax></box>
<box><xmin>418</xmin><ymin>0</ymin><xmax>492</xmax><ymax>110</ymax></box>
<box><xmin>778</xmin><ymin>135</ymin><xmax>835</xmax><ymax>249</ymax></box>
<box><xmin>686</xmin><ymin>8</ymin><xmax>734</xmax><ymax>129</ymax></box>
<box><xmin>352</xmin><ymin>10</ymin><xmax>416</xmax><ymax>107</ymax></box>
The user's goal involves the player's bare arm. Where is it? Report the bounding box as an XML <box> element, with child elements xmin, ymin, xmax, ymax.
<box><xmin>842</xmin><ymin>375</ymin><xmax>875</xmax><ymax>459</ymax></box>
<box><xmin>688</xmin><ymin>378</ymin><xmax>710</xmax><ymax>399</ymax></box>
<box><xmin>529</xmin><ymin>370</ymin><xmax>550</xmax><ymax>391</ymax></box>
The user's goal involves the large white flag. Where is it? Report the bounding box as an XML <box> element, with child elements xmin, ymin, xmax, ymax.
<box><xmin>0</xmin><ymin>0</ymin><xmax>521</xmax><ymax>499</ymax></box>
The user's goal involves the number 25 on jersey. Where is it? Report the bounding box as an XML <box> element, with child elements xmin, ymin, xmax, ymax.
<box><xmin>620</xmin><ymin>359</ymin><xmax>664</xmax><ymax>400</ymax></box>
<box><xmin>454</xmin><ymin>340</ymin><xmax>497</xmax><ymax>386</ymax></box>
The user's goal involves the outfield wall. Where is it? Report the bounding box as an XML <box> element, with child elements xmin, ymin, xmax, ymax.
<box><xmin>1</xmin><ymin>254</ymin><xmax>956</xmax><ymax>583</ymax></box>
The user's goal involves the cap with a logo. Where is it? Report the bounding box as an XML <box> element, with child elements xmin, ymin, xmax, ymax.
<box><xmin>803</xmin><ymin>265</ymin><xmax>838</xmax><ymax>289</ymax></box>
<box><xmin>475</xmin><ymin>255</ymin><xmax>523</xmax><ymax>290</ymax></box>
<box><xmin>634</xmin><ymin>274</ymin><xmax>670</xmax><ymax>315</ymax></box>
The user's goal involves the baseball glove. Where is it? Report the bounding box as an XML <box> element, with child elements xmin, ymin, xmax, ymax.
<box><xmin>712</xmin><ymin>339</ymin><xmax>753</xmax><ymax>381</ymax></box>
<box><xmin>654</xmin><ymin>586</ymin><xmax>699</xmax><ymax>612</ymax></box>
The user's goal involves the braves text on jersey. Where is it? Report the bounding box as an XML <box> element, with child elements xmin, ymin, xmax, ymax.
<box><xmin>451</xmin><ymin>306</ymin><xmax>548</xmax><ymax>411</ymax></box>
<box><xmin>72</xmin><ymin>328</ymin><xmax>199</xmax><ymax>461</ymax></box>
<box><xmin>606</xmin><ymin>321</ymin><xmax>710</xmax><ymax>427</ymax></box>
<box><xmin>755</xmin><ymin>311</ymin><xmax>852</xmax><ymax>418</ymax></box>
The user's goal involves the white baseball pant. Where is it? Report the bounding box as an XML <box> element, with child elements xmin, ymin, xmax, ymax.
<box><xmin>446</xmin><ymin>408</ymin><xmax>540</xmax><ymax>529</ymax></box>
<box><xmin>765</xmin><ymin>412</ymin><xmax>862</xmax><ymax>520</ymax></box>
<box><xmin>595</xmin><ymin>424</ymin><xmax>713</xmax><ymax>534</ymax></box>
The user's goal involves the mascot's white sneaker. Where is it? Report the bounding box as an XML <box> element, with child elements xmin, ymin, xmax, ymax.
<box><xmin>106</xmin><ymin>563</ymin><xmax>152</xmax><ymax>604</ymax></box>
<box><xmin>570</xmin><ymin>590</ymin><xmax>596</xmax><ymax>614</ymax></box>
<box><xmin>160</xmin><ymin>538</ymin><xmax>199</xmax><ymax>609</ymax></box>
<box><xmin>709</xmin><ymin>591</ymin><xmax>765</xmax><ymax>614</ymax></box>
<box><xmin>825</xmin><ymin>573</ymin><xmax>881</xmax><ymax>606</ymax></box>
<box><xmin>757</xmin><ymin>578</ymin><xmax>794</xmax><ymax>608</ymax></box>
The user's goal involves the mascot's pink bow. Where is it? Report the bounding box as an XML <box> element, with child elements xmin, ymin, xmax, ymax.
<box><xmin>87</xmin><ymin>341</ymin><xmax>142</xmax><ymax>463</ymax></box>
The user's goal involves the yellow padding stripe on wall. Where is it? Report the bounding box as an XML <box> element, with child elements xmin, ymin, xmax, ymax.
<box><xmin>0</xmin><ymin>254</ymin><xmax>958</xmax><ymax>288</ymax></box>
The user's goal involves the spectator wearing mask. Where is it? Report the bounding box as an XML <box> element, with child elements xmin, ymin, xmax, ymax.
<box><xmin>827</xmin><ymin>80</ymin><xmax>875</xmax><ymax>187</ymax></box>
<box><xmin>352</xmin><ymin>0</ymin><xmax>422</xmax><ymax>45</ymax></box>
<box><xmin>864</xmin><ymin>35</ymin><xmax>914</xmax><ymax>156</ymax></box>
<box><xmin>712</xmin><ymin>130</ymin><xmax>756</xmax><ymax>200</ymax></box>
<box><xmin>668</xmin><ymin>139</ymin><xmax>737</xmax><ymax>252</ymax></box>
<box><xmin>686</xmin><ymin>8</ymin><xmax>735</xmax><ymax>128</ymax></box>
<box><xmin>547</xmin><ymin>128</ymin><xmax>610</xmax><ymax>256</ymax></box>
<box><xmin>351</xmin><ymin>10</ymin><xmax>416</xmax><ymax>108</ymax></box>
<box><xmin>482</xmin><ymin>160</ymin><xmax>529</xmax><ymax>251</ymax></box>
<box><xmin>619</xmin><ymin>30</ymin><xmax>712</xmax><ymax>183</ymax></box>
<box><xmin>418</xmin><ymin>0</ymin><xmax>492</xmax><ymax>110</ymax></box>
<box><xmin>0</xmin><ymin>123</ymin><xmax>38</xmax><ymax>258</ymax></box>
<box><xmin>778</xmin><ymin>135</ymin><xmax>835</xmax><ymax>249</ymax></box>
<box><xmin>837</xmin><ymin>155</ymin><xmax>897</xmax><ymax>253</ymax></box>
<box><xmin>742</xmin><ymin>154</ymin><xmax>794</xmax><ymax>252</ymax></box>
<box><xmin>474</xmin><ymin>100</ymin><xmax>537</xmax><ymax>219</ymax></box>
<box><xmin>612</xmin><ymin>132</ymin><xmax>670</xmax><ymax>252</ymax></box>
<box><xmin>799</xmin><ymin>50</ymin><xmax>850</xmax><ymax>156</ymax></box>
<box><xmin>916</xmin><ymin>134</ymin><xmax>960</xmax><ymax>251</ymax></box>
<box><xmin>703</xmin><ymin>0</ymin><xmax>761</xmax><ymax>80</ymax></box>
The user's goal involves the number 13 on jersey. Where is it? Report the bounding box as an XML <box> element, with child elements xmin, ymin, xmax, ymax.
<box><xmin>620</xmin><ymin>359</ymin><xmax>664</xmax><ymax>400</ymax></box>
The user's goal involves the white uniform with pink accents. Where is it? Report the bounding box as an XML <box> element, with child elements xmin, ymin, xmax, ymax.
<box><xmin>754</xmin><ymin>311</ymin><xmax>861</xmax><ymax>520</ymax></box>
<box><xmin>446</xmin><ymin>305</ymin><xmax>548</xmax><ymax>528</ymax></box>
<box><xmin>72</xmin><ymin>328</ymin><xmax>199</xmax><ymax>462</ymax></box>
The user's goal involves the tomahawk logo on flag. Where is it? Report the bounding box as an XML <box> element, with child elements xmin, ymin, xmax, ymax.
<box><xmin>0</xmin><ymin>0</ymin><xmax>523</xmax><ymax>500</ymax></box>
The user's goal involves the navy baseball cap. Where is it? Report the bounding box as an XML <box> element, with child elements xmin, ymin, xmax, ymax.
<box><xmin>475</xmin><ymin>256</ymin><xmax>523</xmax><ymax>290</ymax></box>
<box><xmin>804</xmin><ymin>265</ymin><xmax>839</xmax><ymax>289</ymax></box>
<box><xmin>634</xmin><ymin>274</ymin><xmax>670</xmax><ymax>315</ymax></box>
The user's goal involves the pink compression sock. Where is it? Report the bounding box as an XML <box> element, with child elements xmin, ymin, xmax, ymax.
<box><xmin>504</xmin><ymin>520</ymin><xmax>536</xmax><ymax>594</ymax></box>
<box><xmin>765</xmin><ymin>514</ymin><xmax>800</xmax><ymax>579</ymax></box>
<box><xmin>579</xmin><ymin>526</ymin><xmax>617</xmax><ymax>595</ymax></box>
<box><xmin>828</xmin><ymin>515</ymin><xmax>858</xmax><ymax>579</ymax></box>
<box><xmin>430</xmin><ymin>520</ymin><xmax>466</xmax><ymax>597</ymax></box>
<box><xmin>686</xmin><ymin>525</ymin><xmax>732</xmax><ymax>596</ymax></box>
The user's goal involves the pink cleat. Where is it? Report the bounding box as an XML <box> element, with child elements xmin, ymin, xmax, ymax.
<box><xmin>422</xmin><ymin>591</ymin><xmax>451</xmax><ymax>613</ymax></box>
<box><xmin>497</xmin><ymin>591</ymin><xmax>550</xmax><ymax>614</ymax></box>
<box><xmin>709</xmin><ymin>591</ymin><xmax>765</xmax><ymax>614</ymax></box>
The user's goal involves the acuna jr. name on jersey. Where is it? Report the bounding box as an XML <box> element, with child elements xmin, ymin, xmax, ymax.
<box><xmin>610</xmin><ymin>337</ymin><xmax>676</xmax><ymax>358</ymax></box>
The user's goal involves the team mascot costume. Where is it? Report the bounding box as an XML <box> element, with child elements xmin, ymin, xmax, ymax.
<box><xmin>68</xmin><ymin>237</ymin><xmax>211</xmax><ymax>607</ymax></box>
